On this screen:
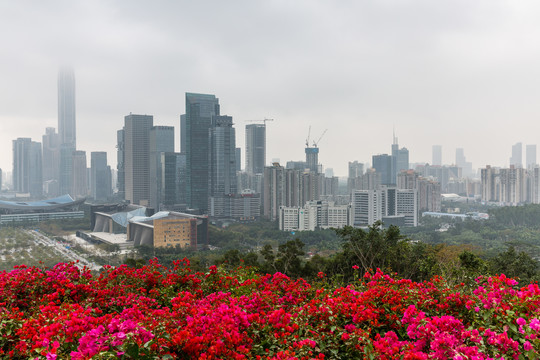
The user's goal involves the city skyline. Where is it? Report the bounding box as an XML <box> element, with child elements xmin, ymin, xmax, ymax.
<box><xmin>2</xmin><ymin>2</ymin><xmax>540</xmax><ymax>176</ymax></box>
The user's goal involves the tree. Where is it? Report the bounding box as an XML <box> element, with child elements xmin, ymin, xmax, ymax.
<box><xmin>275</xmin><ymin>239</ymin><xmax>305</xmax><ymax>277</ymax></box>
<box><xmin>259</xmin><ymin>239</ymin><xmax>306</xmax><ymax>277</ymax></box>
<box><xmin>334</xmin><ymin>222</ymin><xmax>409</xmax><ymax>275</ymax></box>
<box><xmin>489</xmin><ymin>246</ymin><xmax>538</xmax><ymax>283</ymax></box>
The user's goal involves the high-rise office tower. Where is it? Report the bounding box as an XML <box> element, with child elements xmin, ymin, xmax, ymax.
<box><xmin>42</xmin><ymin>127</ymin><xmax>60</xmax><ymax>184</ymax></box>
<box><xmin>348</xmin><ymin>161</ymin><xmax>364</xmax><ymax>179</ymax></box>
<box><xmin>209</xmin><ymin>116</ymin><xmax>237</xmax><ymax>197</ymax></box>
<box><xmin>12</xmin><ymin>138</ymin><xmax>43</xmax><ymax>198</ymax></box>
<box><xmin>116</xmin><ymin>129</ymin><xmax>125</xmax><ymax>198</ymax></box>
<box><xmin>91</xmin><ymin>151</ymin><xmax>111</xmax><ymax>201</ymax></box>
<box><xmin>58</xmin><ymin>68</ymin><xmax>76</xmax><ymax>148</ymax></box>
<box><xmin>208</xmin><ymin>116</ymin><xmax>237</xmax><ymax>217</ymax></box>
<box><xmin>372</xmin><ymin>154</ymin><xmax>394</xmax><ymax>185</ymax></box>
<box><xmin>245</xmin><ymin>124</ymin><xmax>266</xmax><ymax>175</ymax></box>
<box><xmin>160</xmin><ymin>152</ymin><xmax>183</xmax><ymax>207</ymax></box>
<box><xmin>59</xmin><ymin>143</ymin><xmax>75</xmax><ymax>195</ymax></box>
<box><xmin>456</xmin><ymin>148</ymin><xmax>473</xmax><ymax>177</ymax></box>
<box><xmin>149</xmin><ymin>126</ymin><xmax>175</xmax><ymax>209</ymax></box>
<box><xmin>71</xmin><ymin>150</ymin><xmax>87</xmax><ymax>198</ymax></box>
<box><xmin>29</xmin><ymin>141</ymin><xmax>43</xmax><ymax>198</ymax></box>
<box><xmin>526</xmin><ymin>144</ymin><xmax>536</xmax><ymax>168</ymax></box>
<box><xmin>395</xmin><ymin>148</ymin><xmax>409</xmax><ymax>175</ymax></box>
<box><xmin>391</xmin><ymin>134</ymin><xmax>409</xmax><ymax>181</ymax></box>
<box><xmin>13</xmin><ymin>138</ymin><xmax>31</xmax><ymax>193</ymax></box>
<box><xmin>510</xmin><ymin>142</ymin><xmax>523</xmax><ymax>168</ymax></box>
<box><xmin>58</xmin><ymin>68</ymin><xmax>76</xmax><ymax>197</ymax></box>
<box><xmin>305</xmin><ymin>147</ymin><xmax>319</xmax><ymax>173</ymax></box>
<box><xmin>184</xmin><ymin>93</ymin><xmax>220</xmax><ymax>212</ymax></box>
<box><xmin>432</xmin><ymin>145</ymin><xmax>442</xmax><ymax>166</ymax></box>
<box><xmin>124</xmin><ymin>114</ymin><xmax>153</xmax><ymax>206</ymax></box>
<box><xmin>180</xmin><ymin>114</ymin><xmax>187</xmax><ymax>154</ymax></box>
<box><xmin>235</xmin><ymin>148</ymin><xmax>241</xmax><ymax>172</ymax></box>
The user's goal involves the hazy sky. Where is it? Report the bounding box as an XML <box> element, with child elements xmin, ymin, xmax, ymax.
<box><xmin>2</xmin><ymin>0</ymin><xmax>540</xmax><ymax>177</ymax></box>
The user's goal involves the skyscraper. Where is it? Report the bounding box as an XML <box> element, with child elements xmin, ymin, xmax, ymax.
<box><xmin>348</xmin><ymin>161</ymin><xmax>364</xmax><ymax>179</ymax></box>
<box><xmin>526</xmin><ymin>144</ymin><xmax>536</xmax><ymax>169</ymax></box>
<box><xmin>71</xmin><ymin>151</ymin><xmax>87</xmax><ymax>199</ymax></box>
<box><xmin>42</xmin><ymin>127</ymin><xmax>60</xmax><ymax>185</ymax></box>
<box><xmin>510</xmin><ymin>142</ymin><xmax>523</xmax><ymax>168</ymax></box>
<box><xmin>373</xmin><ymin>154</ymin><xmax>394</xmax><ymax>185</ymax></box>
<box><xmin>245</xmin><ymin>124</ymin><xmax>266</xmax><ymax>175</ymax></box>
<box><xmin>160</xmin><ymin>152</ymin><xmax>184</xmax><ymax>207</ymax></box>
<box><xmin>116</xmin><ymin>129</ymin><xmax>125</xmax><ymax>198</ymax></box>
<box><xmin>149</xmin><ymin>126</ymin><xmax>175</xmax><ymax>209</ymax></box>
<box><xmin>456</xmin><ymin>148</ymin><xmax>473</xmax><ymax>177</ymax></box>
<box><xmin>58</xmin><ymin>68</ymin><xmax>76</xmax><ymax>148</ymax></box>
<box><xmin>184</xmin><ymin>93</ymin><xmax>220</xmax><ymax>212</ymax></box>
<box><xmin>12</xmin><ymin>138</ymin><xmax>43</xmax><ymax>198</ymax></box>
<box><xmin>432</xmin><ymin>145</ymin><xmax>442</xmax><ymax>166</ymax></box>
<box><xmin>208</xmin><ymin>116</ymin><xmax>237</xmax><ymax>217</ymax></box>
<box><xmin>235</xmin><ymin>148</ymin><xmax>241</xmax><ymax>172</ymax></box>
<box><xmin>124</xmin><ymin>114</ymin><xmax>153</xmax><ymax>206</ymax></box>
<box><xmin>209</xmin><ymin>116</ymin><xmax>237</xmax><ymax>197</ymax></box>
<box><xmin>91</xmin><ymin>152</ymin><xmax>111</xmax><ymax>201</ymax></box>
<box><xmin>391</xmin><ymin>134</ymin><xmax>409</xmax><ymax>182</ymax></box>
<box><xmin>305</xmin><ymin>147</ymin><xmax>319</xmax><ymax>173</ymax></box>
<box><xmin>180</xmin><ymin>114</ymin><xmax>187</xmax><ymax>154</ymax></box>
<box><xmin>59</xmin><ymin>143</ymin><xmax>75</xmax><ymax>195</ymax></box>
<box><xmin>58</xmin><ymin>68</ymin><xmax>76</xmax><ymax>197</ymax></box>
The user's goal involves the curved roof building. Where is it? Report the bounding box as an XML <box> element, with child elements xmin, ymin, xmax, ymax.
<box><xmin>0</xmin><ymin>194</ymin><xmax>85</xmax><ymax>214</ymax></box>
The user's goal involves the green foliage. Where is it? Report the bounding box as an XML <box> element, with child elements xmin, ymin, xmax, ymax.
<box><xmin>331</xmin><ymin>222</ymin><xmax>411</xmax><ymax>280</ymax></box>
<box><xmin>488</xmin><ymin>246</ymin><xmax>539</xmax><ymax>283</ymax></box>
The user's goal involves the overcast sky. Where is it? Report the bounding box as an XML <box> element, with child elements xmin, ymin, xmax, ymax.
<box><xmin>1</xmin><ymin>0</ymin><xmax>540</xmax><ymax>177</ymax></box>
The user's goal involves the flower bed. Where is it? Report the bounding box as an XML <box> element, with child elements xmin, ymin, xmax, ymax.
<box><xmin>0</xmin><ymin>259</ymin><xmax>539</xmax><ymax>359</ymax></box>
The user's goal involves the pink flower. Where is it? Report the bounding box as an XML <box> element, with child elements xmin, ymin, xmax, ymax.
<box><xmin>524</xmin><ymin>341</ymin><xmax>533</xmax><ymax>351</ymax></box>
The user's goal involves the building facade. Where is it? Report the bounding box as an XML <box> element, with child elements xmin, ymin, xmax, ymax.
<box><xmin>12</xmin><ymin>138</ymin><xmax>43</xmax><ymax>198</ymax></box>
<box><xmin>184</xmin><ymin>93</ymin><xmax>220</xmax><ymax>213</ymax></box>
<box><xmin>42</xmin><ymin>127</ymin><xmax>60</xmax><ymax>196</ymax></box>
<box><xmin>149</xmin><ymin>126</ymin><xmax>175</xmax><ymax>209</ymax></box>
<box><xmin>91</xmin><ymin>152</ymin><xmax>111</xmax><ymax>201</ymax></box>
<box><xmin>245</xmin><ymin>124</ymin><xmax>266</xmax><ymax>175</ymax></box>
<box><xmin>124</xmin><ymin>114</ymin><xmax>153</xmax><ymax>206</ymax></box>
<box><xmin>71</xmin><ymin>150</ymin><xmax>87</xmax><ymax>199</ymax></box>
<box><xmin>58</xmin><ymin>67</ymin><xmax>76</xmax><ymax>148</ymax></box>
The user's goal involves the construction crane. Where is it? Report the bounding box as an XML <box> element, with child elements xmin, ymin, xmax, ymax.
<box><xmin>313</xmin><ymin>129</ymin><xmax>328</xmax><ymax>148</ymax></box>
<box><xmin>305</xmin><ymin>126</ymin><xmax>311</xmax><ymax>147</ymax></box>
<box><xmin>245</xmin><ymin>118</ymin><xmax>274</xmax><ymax>126</ymax></box>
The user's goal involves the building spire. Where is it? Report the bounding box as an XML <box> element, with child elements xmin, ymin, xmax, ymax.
<box><xmin>393</xmin><ymin>126</ymin><xmax>398</xmax><ymax>145</ymax></box>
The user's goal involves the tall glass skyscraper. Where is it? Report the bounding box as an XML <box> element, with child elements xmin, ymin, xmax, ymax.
<box><xmin>13</xmin><ymin>138</ymin><xmax>43</xmax><ymax>198</ymax></box>
<box><xmin>209</xmin><ymin>115</ymin><xmax>237</xmax><ymax>196</ymax></box>
<box><xmin>58</xmin><ymin>68</ymin><xmax>76</xmax><ymax>148</ymax></box>
<box><xmin>124</xmin><ymin>114</ymin><xmax>153</xmax><ymax>206</ymax></box>
<box><xmin>58</xmin><ymin>68</ymin><xmax>76</xmax><ymax>197</ymax></box>
<box><xmin>149</xmin><ymin>126</ymin><xmax>175</xmax><ymax>209</ymax></box>
<box><xmin>91</xmin><ymin>151</ymin><xmax>111</xmax><ymax>201</ymax></box>
<box><xmin>116</xmin><ymin>129</ymin><xmax>125</xmax><ymax>199</ymax></box>
<box><xmin>184</xmin><ymin>93</ymin><xmax>220</xmax><ymax>212</ymax></box>
<box><xmin>245</xmin><ymin>124</ymin><xmax>266</xmax><ymax>175</ymax></box>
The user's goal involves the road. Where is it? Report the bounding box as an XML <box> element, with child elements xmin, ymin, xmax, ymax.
<box><xmin>25</xmin><ymin>229</ymin><xmax>101</xmax><ymax>271</ymax></box>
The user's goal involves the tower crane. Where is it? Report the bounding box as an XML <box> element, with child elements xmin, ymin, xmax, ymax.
<box><xmin>305</xmin><ymin>126</ymin><xmax>311</xmax><ymax>148</ymax></box>
<box><xmin>313</xmin><ymin>129</ymin><xmax>328</xmax><ymax>148</ymax></box>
